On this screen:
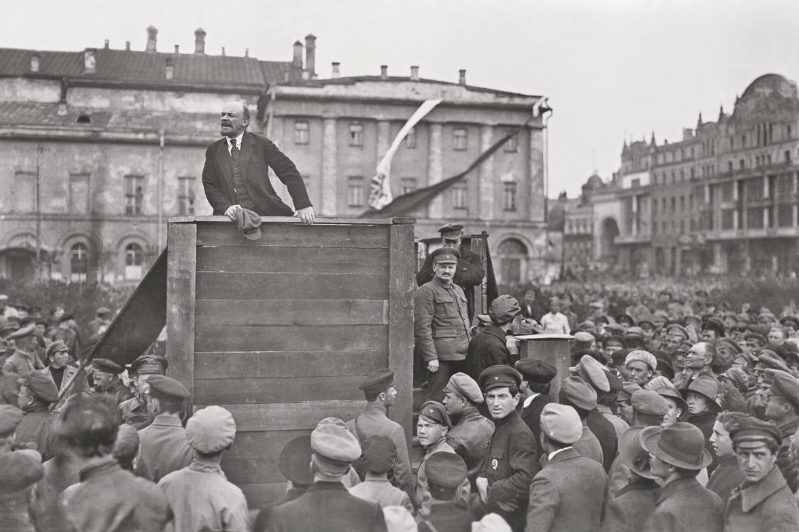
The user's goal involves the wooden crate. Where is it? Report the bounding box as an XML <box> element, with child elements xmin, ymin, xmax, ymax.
<box><xmin>165</xmin><ymin>216</ymin><xmax>415</xmax><ymax>508</ymax></box>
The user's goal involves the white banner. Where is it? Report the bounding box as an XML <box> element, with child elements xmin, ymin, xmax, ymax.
<box><xmin>367</xmin><ymin>98</ymin><xmax>442</xmax><ymax>210</ymax></box>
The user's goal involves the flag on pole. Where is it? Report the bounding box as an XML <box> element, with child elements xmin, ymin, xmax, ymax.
<box><xmin>367</xmin><ymin>98</ymin><xmax>442</xmax><ymax>210</ymax></box>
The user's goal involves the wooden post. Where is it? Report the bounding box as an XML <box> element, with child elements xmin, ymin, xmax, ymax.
<box><xmin>166</xmin><ymin>222</ymin><xmax>197</xmax><ymax>411</ymax></box>
<box><xmin>389</xmin><ymin>221</ymin><xmax>415</xmax><ymax>446</ymax></box>
<box><xmin>516</xmin><ymin>333</ymin><xmax>573</xmax><ymax>400</ymax></box>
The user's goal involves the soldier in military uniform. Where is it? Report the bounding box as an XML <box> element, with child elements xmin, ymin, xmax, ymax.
<box><xmin>119</xmin><ymin>354</ymin><xmax>167</xmax><ymax>430</ymax></box>
<box><xmin>442</xmin><ymin>372</ymin><xmax>494</xmax><ymax>482</ymax></box>
<box><xmin>91</xmin><ymin>358</ymin><xmax>133</xmax><ymax>407</ymax></box>
<box><xmin>416</xmin><ymin>223</ymin><xmax>485</xmax><ymax>320</ymax></box>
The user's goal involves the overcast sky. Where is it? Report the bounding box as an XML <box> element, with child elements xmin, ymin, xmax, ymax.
<box><xmin>6</xmin><ymin>0</ymin><xmax>799</xmax><ymax>196</ymax></box>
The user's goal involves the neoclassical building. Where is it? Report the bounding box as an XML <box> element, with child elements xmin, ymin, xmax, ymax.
<box><xmin>0</xmin><ymin>27</ymin><xmax>549</xmax><ymax>285</ymax></box>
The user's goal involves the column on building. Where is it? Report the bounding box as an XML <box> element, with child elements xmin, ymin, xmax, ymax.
<box><xmin>713</xmin><ymin>242</ymin><xmax>727</xmax><ymax>274</ymax></box>
<box><xmin>763</xmin><ymin>175</ymin><xmax>769</xmax><ymax>228</ymax></box>
<box><xmin>427</xmin><ymin>122</ymin><xmax>444</xmax><ymax>219</ymax></box>
<box><xmin>376</xmin><ymin>120</ymin><xmax>391</xmax><ymax>161</ymax></box>
<box><xmin>320</xmin><ymin>117</ymin><xmax>337</xmax><ymax>216</ymax></box>
<box><xmin>528</xmin><ymin>127</ymin><xmax>545</xmax><ymax>222</ymax></box>
<box><xmin>478</xmin><ymin>124</ymin><xmax>495</xmax><ymax>220</ymax></box>
<box><xmin>793</xmin><ymin>171</ymin><xmax>798</xmax><ymax>226</ymax></box>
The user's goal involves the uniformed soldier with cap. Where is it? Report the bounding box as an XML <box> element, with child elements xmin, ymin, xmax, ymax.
<box><xmin>134</xmin><ymin>375</ymin><xmax>193</xmax><ymax>482</ymax></box>
<box><xmin>346</xmin><ymin>369</ymin><xmax>413</xmax><ymax>498</ymax></box>
<box><xmin>119</xmin><ymin>354</ymin><xmax>167</xmax><ymax>429</ymax></box>
<box><xmin>91</xmin><ymin>358</ymin><xmax>133</xmax><ymax>407</ymax></box>
<box><xmin>416</xmin><ymin>223</ymin><xmax>485</xmax><ymax>319</ymax></box>
<box><xmin>415</xmin><ymin>247</ymin><xmax>471</xmax><ymax>401</ymax></box>
<box><xmin>515</xmin><ymin>359</ymin><xmax>556</xmax><ymax>457</ymax></box>
<box><xmin>418</xmin><ymin>452</ymin><xmax>473</xmax><ymax>532</ymax></box>
<box><xmin>474</xmin><ymin>365</ymin><xmax>538</xmax><ymax>532</ymax></box>
<box><xmin>763</xmin><ymin>368</ymin><xmax>799</xmax><ymax>492</ymax></box>
<box><xmin>41</xmin><ymin>340</ymin><xmax>88</xmax><ymax>412</ymax></box>
<box><xmin>3</xmin><ymin>324</ymin><xmax>43</xmax><ymax>378</ymax></box>
<box><xmin>442</xmin><ymin>372</ymin><xmax>494</xmax><ymax>481</ymax></box>
<box><xmin>15</xmin><ymin>371</ymin><xmax>59</xmax><ymax>460</ymax></box>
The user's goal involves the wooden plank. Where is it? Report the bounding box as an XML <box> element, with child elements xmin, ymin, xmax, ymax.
<box><xmin>166</xmin><ymin>223</ymin><xmax>197</xmax><ymax>403</ymax></box>
<box><xmin>194</xmin><ymin>375</ymin><xmax>366</xmax><ymax>405</ymax></box>
<box><xmin>194</xmin><ymin>350</ymin><xmax>385</xmax><ymax>379</ymax></box>
<box><xmin>196</xmin><ymin>246</ymin><xmax>389</xmax><ymax>274</ymax></box>
<box><xmin>225</xmin><ymin>429</ymin><xmax>310</xmax><ymax>458</ymax></box>
<box><xmin>195</xmin><ymin>299</ymin><xmax>388</xmax><ymax>327</ymax></box>
<box><xmin>195</xmin><ymin>324</ymin><xmax>387</xmax><ymax>352</ymax></box>
<box><xmin>388</xmin><ymin>223</ymin><xmax>416</xmax><ymax>445</ymax></box>
<box><xmin>176</xmin><ymin>216</ymin><xmax>396</xmax><ymax>225</ymax></box>
<box><xmin>238</xmin><ymin>482</ymin><xmax>292</xmax><ymax>510</ymax></box>
<box><xmin>195</xmin><ymin>272</ymin><xmax>388</xmax><ymax>300</ymax></box>
<box><xmin>223</xmin><ymin>456</ymin><xmax>293</xmax><ymax>485</ymax></box>
<box><xmin>195</xmin><ymin>222</ymin><xmax>389</xmax><ymax>248</ymax></box>
<box><xmin>211</xmin><ymin>400</ymin><xmax>365</xmax><ymax>432</ymax></box>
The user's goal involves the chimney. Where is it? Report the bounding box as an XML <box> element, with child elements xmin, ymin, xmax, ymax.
<box><xmin>30</xmin><ymin>53</ymin><xmax>40</xmax><ymax>73</ymax></box>
<box><xmin>331</xmin><ymin>62</ymin><xmax>340</xmax><ymax>78</ymax></box>
<box><xmin>83</xmin><ymin>49</ymin><xmax>96</xmax><ymax>74</ymax></box>
<box><xmin>245</xmin><ymin>48</ymin><xmax>249</xmax><ymax>58</ymax></box>
<box><xmin>221</xmin><ymin>47</ymin><xmax>226</xmax><ymax>57</ymax></box>
<box><xmin>165</xmin><ymin>57</ymin><xmax>174</xmax><ymax>80</ymax></box>
<box><xmin>146</xmin><ymin>26</ymin><xmax>158</xmax><ymax>53</ymax></box>
<box><xmin>293</xmin><ymin>40</ymin><xmax>303</xmax><ymax>67</ymax></box>
<box><xmin>304</xmin><ymin>34</ymin><xmax>316</xmax><ymax>78</ymax></box>
<box><xmin>410</xmin><ymin>65</ymin><xmax>419</xmax><ymax>81</ymax></box>
<box><xmin>380</xmin><ymin>65</ymin><xmax>388</xmax><ymax>79</ymax></box>
<box><xmin>104</xmin><ymin>39</ymin><xmax>109</xmax><ymax>49</ymax></box>
<box><xmin>174</xmin><ymin>44</ymin><xmax>179</xmax><ymax>54</ymax></box>
<box><xmin>458</xmin><ymin>69</ymin><xmax>466</xmax><ymax>86</ymax></box>
<box><xmin>194</xmin><ymin>28</ymin><xmax>206</xmax><ymax>54</ymax></box>
<box><xmin>125</xmin><ymin>41</ymin><xmax>131</xmax><ymax>51</ymax></box>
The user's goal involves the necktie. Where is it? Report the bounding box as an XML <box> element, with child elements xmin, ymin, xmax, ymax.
<box><xmin>230</xmin><ymin>138</ymin><xmax>239</xmax><ymax>159</ymax></box>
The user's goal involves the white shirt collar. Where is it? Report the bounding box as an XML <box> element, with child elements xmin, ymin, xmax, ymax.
<box><xmin>226</xmin><ymin>132</ymin><xmax>245</xmax><ymax>151</ymax></box>
<box><xmin>548</xmin><ymin>446</ymin><xmax>573</xmax><ymax>462</ymax></box>
<box><xmin>523</xmin><ymin>392</ymin><xmax>540</xmax><ymax>409</ymax></box>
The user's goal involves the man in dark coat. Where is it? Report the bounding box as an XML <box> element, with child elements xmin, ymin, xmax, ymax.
<box><xmin>442</xmin><ymin>372</ymin><xmax>494</xmax><ymax>482</ymax></box>
<box><xmin>16</xmin><ymin>371</ymin><xmax>59</xmax><ymax>460</ymax></box>
<box><xmin>267</xmin><ymin>417</ymin><xmax>387</xmax><ymax>532</ymax></box>
<box><xmin>119</xmin><ymin>354</ymin><xmax>167</xmax><ymax>430</ymax></box>
<box><xmin>573</xmin><ymin>354</ymin><xmax>619</xmax><ymax>472</ymax></box>
<box><xmin>466</xmin><ymin>295</ymin><xmax>519</xmax><ymax>381</ymax></box>
<box><xmin>419</xmin><ymin>452</ymin><xmax>473</xmax><ymax>532</ymax></box>
<box><xmin>527</xmin><ymin>404</ymin><xmax>607</xmax><ymax>532</ymax></box>
<box><xmin>201</xmin><ymin>100</ymin><xmax>315</xmax><ymax>224</ymax></box>
<box><xmin>91</xmin><ymin>358</ymin><xmax>133</xmax><ymax>407</ymax></box>
<box><xmin>515</xmin><ymin>359</ymin><xmax>556</xmax><ymax>458</ymax></box>
<box><xmin>474</xmin><ymin>365</ymin><xmax>538</xmax><ymax>532</ymax></box>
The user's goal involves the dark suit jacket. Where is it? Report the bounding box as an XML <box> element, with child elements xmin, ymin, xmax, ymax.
<box><xmin>585</xmin><ymin>410</ymin><xmax>618</xmax><ymax>473</ymax></box>
<box><xmin>266</xmin><ymin>481</ymin><xmax>387</xmax><ymax>532</ymax></box>
<box><xmin>201</xmin><ymin>131</ymin><xmax>312</xmax><ymax>216</ymax></box>
<box><xmin>520</xmin><ymin>393</ymin><xmax>552</xmax><ymax>458</ymax></box>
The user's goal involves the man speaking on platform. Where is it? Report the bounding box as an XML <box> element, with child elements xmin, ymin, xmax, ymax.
<box><xmin>202</xmin><ymin>100</ymin><xmax>315</xmax><ymax>224</ymax></box>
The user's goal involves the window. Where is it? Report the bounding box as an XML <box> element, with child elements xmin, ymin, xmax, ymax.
<box><xmin>739</xmin><ymin>159</ymin><xmax>746</xmax><ymax>170</ymax></box>
<box><xmin>294</xmin><ymin>121</ymin><xmax>310</xmax><ymax>144</ymax></box>
<box><xmin>70</xmin><ymin>243</ymin><xmax>88</xmax><ymax>282</ymax></box>
<box><xmin>125</xmin><ymin>243</ymin><xmax>143</xmax><ymax>281</ymax></box>
<box><xmin>178</xmin><ymin>176</ymin><xmax>195</xmax><ymax>215</ymax></box>
<box><xmin>504</xmin><ymin>129</ymin><xmax>518</xmax><ymax>152</ymax></box>
<box><xmin>453</xmin><ymin>128</ymin><xmax>468</xmax><ymax>151</ymax></box>
<box><xmin>404</xmin><ymin>127</ymin><xmax>416</xmax><ymax>149</ymax></box>
<box><xmin>13</xmin><ymin>171</ymin><xmax>35</xmax><ymax>213</ymax></box>
<box><xmin>786</xmin><ymin>151</ymin><xmax>792</xmax><ymax>164</ymax></box>
<box><xmin>349</xmin><ymin>122</ymin><xmax>363</xmax><ymax>146</ymax></box>
<box><xmin>400</xmin><ymin>177</ymin><xmax>417</xmax><ymax>196</ymax></box>
<box><xmin>125</xmin><ymin>175</ymin><xmax>144</xmax><ymax>215</ymax></box>
<box><xmin>452</xmin><ymin>182</ymin><xmax>467</xmax><ymax>209</ymax></box>
<box><xmin>347</xmin><ymin>176</ymin><xmax>364</xmax><ymax>207</ymax></box>
<box><xmin>503</xmin><ymin>182</ymin><xmax>517</xmax><ymax>211</ymax></box>
<box><xmin>778</xmin><ymin>204</ymin><xmax>793</xmax><ymax>227</ymax></box>
<box><xmin>68</xmin><ymin>173</ymin><xmax>90</xmax><ymax>215</ymax></box>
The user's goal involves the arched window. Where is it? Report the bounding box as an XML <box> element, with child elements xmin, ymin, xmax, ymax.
<box><xmin>125</xmin><ymin>243</ymin><xmax>144</xmax><ymax>280</ymax></box>
<box><xmin>70</xmin><ymin>243</ymin><xmax>88</xmax><ymax>282</ymax></box>
<box><xmin>497</xmin><ymin>238</ymin><xmax>528</xmax><ymax>285</ymax></box>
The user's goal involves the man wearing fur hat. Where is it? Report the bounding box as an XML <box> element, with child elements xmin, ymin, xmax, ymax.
<box><xmin>465</xmin><ymin>295</ymin><xmax>520</xmax><ymax>382</ymax></box>
<box><xmin>625</xmin><ymin>349</ymin><xmax>658</xmax><ymax>387</ymax></box>
<box><xmin>159</xmin><ymin>406</ymin><xmax>249</xmax><ymax>532</ymax></box>
<box><xmin>442</xmin><ymin>372</ymin><xmax>494</xmax><ymax>480</ymax></box>
<box><xmin>16</xmin><ymin>371</ymin><xmax>59</xmax><ymax>460</ymax></box>
<box><xmin>267</xmin><ymin>417</ymin><xmax>387</xmax><ymax>532</ymax></box>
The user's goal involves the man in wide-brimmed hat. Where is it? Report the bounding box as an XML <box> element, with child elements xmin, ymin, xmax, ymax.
<box><xmin>640</xmin><ymin>422</ymin><xmax>724</xmax><ymax>532</ymax></box>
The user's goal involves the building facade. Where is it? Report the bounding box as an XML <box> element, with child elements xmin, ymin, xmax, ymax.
<box><xmin>0</xmin><ymin>28</ymin><xmax>549</xmax><ymax>285</ymax></box>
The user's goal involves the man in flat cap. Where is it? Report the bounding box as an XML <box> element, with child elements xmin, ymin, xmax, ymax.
<box><xmin>416</xmin><ymin>223</ymin><xmax>485</xmax><ymax>319</ymax></box>
<box><xmin>57</xmin><ymin>395</ymin><xmax>173</xmax><ymax>532</ymax></box>
<box><xmin>661</xmin><ymin>324</ymin><xmax>690</xmax><ymax>358</ymax></box>
<box><xmin>159</xmin><ymin>405</ymin><xmax>249</xmax><ymax>532</ymax></box>
<box><xmin>267</xmin><ymin>417</ymin><xmax>387</xmax><ymax>532</ymax></box>
<box><xmin>16</xmin><ymin>371</ymin><xmax>59</xmax><ymax>460</ymax></box>
<box><xmin>41</xmin><ymin>340</ymin><xmax>87</xmax><ymax>413</ymax></box>
<box><xmin>348</xmin><ymin>436</ymin><xmax>412</xmax><ymax>512</ymax></box>
<box><xmin>725</xmin><ymin>417</ymin><xmax>799</xmax><ymax>531</ymax></box>
<box><xmin>572</xmin><ymin>356</ymin><xmax>619</xmax><ymax>472</ymax></box>
<box><xmin>526</xmin><ymin>403</ymin><xmax>607</xmax><ymax>532</ymax></box>
<box><xmin>702</xmin><ymin>317</ymin><xmax>726</xmax><ymax>342</ymax></box>
<box><xmin>558</xmin><ymin>376</ymin><xmax>604</xmax><ymax>467</ymax></box>
<box><xmin>119</xmin><ymin>354</ymin><xmax>167</xmax><ymax>429</ymax></box>
<box><xmin>515</xmin><ymin>359</ymin><xmax>556</xmax><ymax>457</ymax></box>
<box><xmin>91</xmin><ymin>358</ymin><xmax>133</xmax><ymax>407</ymax></box>
<box><xmin>415</xmin><ymin>247</ymin><xmax>471</xmax><ymax>401</ymax></box>
<box><xmin>346</xmin><ymin>369</ymin><xmax>413</xmax><ymax>497</ymax></box>
<box><xmin>418</xmin><ymin>452</ymin><xmax>473</xmax><ymax>532</ymax></box>
<box><xmin>640</xmin><ymin>422</ymin><xmax>723</xmax><ymax>532</ymax></box>
<box><xmin>134</xmin><ymin>375</ymin><xmax>193</xmax><ymax>482</ymax></box>
<box><xmin>475</xmin><ymin>365</ymin><xmax>538</xmax><ymax>532</ymax></box>
<box><xmin>442</xmin><ymin>372</ymin><xmax>494</xmax><ymax>481</ymax></box>
<box><xmin>466</xmin><ymin>295</ymin><xmax>520</xmax><ymax>380</ymax></box>
<box><xmin>763</xmin><ymin>369</ymin><xmax>799</xmax><ymax>492</ymax></box>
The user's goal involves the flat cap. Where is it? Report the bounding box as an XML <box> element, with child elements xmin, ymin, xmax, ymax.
<box><xmin>604</xmin><ymin>323</ymin><xmax>625</xmax><ymax>337</ymax></box>
<box><xmin>716</xmin><ymin>337</ymin><xmax>742</xmax><ymax>355</ymax></box>
<box><xmin>96</xmin><ymin>307</ymin><xmax>111</xmax><ymax>316</ymax></box>
<box><xmin>624</xmin><ymin>327</ymin><xmax>645</xmax><ymax>340</ymax></box>
<box><xmin>745</xmin><ymin>331</ymin><xmax>767</xmax><ymax>346</ymax></box>
<box><xmin>540</xmin><ymin>403</ymin><xmax>582</xmax><ymax>445</ymax></box>
<box><xmin>730</xmin><ymin>416</ymin><xmax>782</xmax><ymax>449</ymax></box>
<box><xmin>489</xmin><ymin>295</ymin><xmax>521</xmax><ymax>324</ymax></box>
<box><xmin>576</xmin><ymin>320</ymin><xmax>596</xmax><ymax>332</ymax></box>
<box><xmin>430</xmin><ymin>247</ymin><xmax>460</xmax><ymax>264</ymax></box>
<box><xmin>20</xmin><ymin>371</ymin><xmax>59</xmax><ymax>403</ymax></box>
<box><xmin>620</xmin><ymin>381</ymin><xmax>642</xmax><ymax>398</ymax></box>
<box><xmin>478</xmin><ymin>365</ymin><xmax>523</xmax><ymax>392</ymax></box>
<box><xmin>278</xmin><ymin>435</ymin><xmax>313</xmax><ymax>485</ymax></box>
<box><xmin>573</xmin><ymin>331</ymin><xmax>595</xmax><ymax>344</ymax></box>
<box><xmin>625</xmin><ymin>349</ymin><xmax>658</xmax><ymax>372</ymax></box>
<box><xmin>358</xmin><ymin>369</ymin><xmax>395</xmax><ymax>395</ymax></box>
<box><xmin>665</xmin><ymin>324</ymin><xmax>689</xmax><ymax>340</ymax></box>
<box><xmin>767</xmin><ymin>369</ymin><xmax>799</xmax><ymax>408</ymax></box>
<box><xmin>236</xmin><ymin>208</ymin><xmax>262</xmax><ymax>241</ymax></box>
<box><xmin>574</xmin><ymin>355</ymin><xmax>610</xmax><ymax>392</ymax></box>
<box><xmin>92</xmin><ymin>358</ymin><xmax>123</xmax><ymax>374</ymax></box>
<box><xmin>631</xmin><ymin>389</ymin><xmax>669</xmax><ymax>416</ymax></box>
<box><xmin>145</xmin><ymin>375</ymin><xmax>190</xmax><ymax>401</ymax></box>
<box><xmin>186</xmin><ymin>405</ymin><xmax>237</xmax><ymax>454</ymax></box>
<box><xmin>0</xmin><ymin>449</ymin><xmax>43</xmax><ymax>493</ymax></box>
<box><xmin>702</xmin><ymin>317</ymin><xmax>726</xmax><ymax>338</ymax></box>
<box><xmin>311</xmin><ymin>417</ymin><xmax>361</xmax><ymax>463</ymax></box>
<box><xmin>638</xmin><ymin>319</ymin><xmax>656</xmax><ymax>330</ymax></box>
<box><xmin>476</xmin><ymin>314</ymin><xmax>492</xmax><ymax>325</ymax></box>
<box><xmin>112</xmin><ymin>424</ymin><xmax>140</xmax><ymax>462</ymax></box>
<box><xmin>515</xmin><ymin>359</ymin><xmax>556</xmax><ymax>384</ymax></box>
<box><xmin>361</xmin><ymin>435</ymin><xmax>397</xmax><ymax>474</ymax></box>
<box><xmin>425</xmin><ymin>451</ymin><xmax>467</xmax><ymax>489</ymax></box>
<box><xmin>757</xmin><ymin>351</ymin><xmax>791</xmax><ymax>373</ymax></box>
<box><xmin>129</xmin><ymin>354</ymin><xmax>168</xmax><ymax>375</ymax></box>
<box><xmin>780</xmin><ymin>315</ymin><xmax>799</xmax><ymax>329</ymax></box>
<box><xmin>419</xmin><ymin>400</ymin><xmax>452</xmax><ymax>428</ymax></box>
<box><xmin>0</xmin><ymin>405</ymin><xmax>23</xmax><ymax>436</ymax></box>
<box><xmin>438</xmin><ymin>223</ymin><xmax>464</xmax><ymax>236</ymax></box>
<box><xmin>560</xmin><ymin>376</ymin><xmax>597</xmax><ymax>410</ymax></box>
<box><xmin>616</xmin><ymin>313</ymin><xmax>635</xmax><ymax>326</ymax></box>
<box><xmin>8</xmin><ymin>323</ymin><xmax>35</xmax><ymax>340</ymax></box>
<box><xmin>444</xmin><ymin>372</ymin><xmax>483</xmax><ymax>404</ymax></box>
<box><xmin>45</xmin><ymin>341</ymin><xmax>69</xmax><ymax>359</ymax></box>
